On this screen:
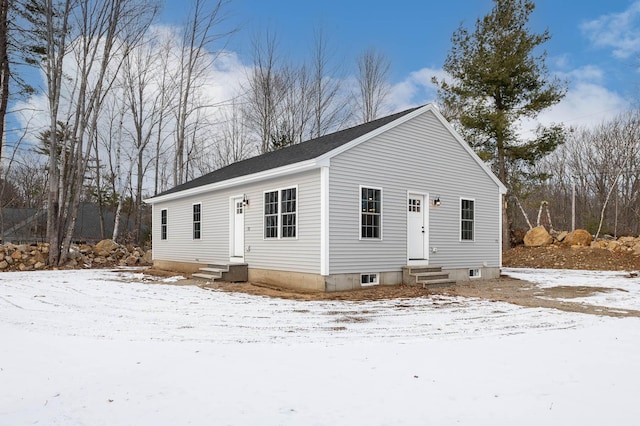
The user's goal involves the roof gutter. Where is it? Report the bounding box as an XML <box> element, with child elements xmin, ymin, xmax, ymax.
<box><xmin>143</xmin><ymin>158</ymin><xmax>324</xmax><ymax>204</ymax></box>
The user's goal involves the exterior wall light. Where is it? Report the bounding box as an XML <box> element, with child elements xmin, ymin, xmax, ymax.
<box><xmin>433</xmin><ymin>196</ymin><xmax>441</xmax><ymax>207</ymax></box>
<box><xmin>243</xmin><ymin>194</ymin><xmax>249</xmax><ymax>206</ymax></box>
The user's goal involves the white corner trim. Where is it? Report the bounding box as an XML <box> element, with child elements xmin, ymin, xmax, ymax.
<box><xmin>320</xmin><ymin>166</ymin><xmax>329</xmax><ymax>276</ymax></box>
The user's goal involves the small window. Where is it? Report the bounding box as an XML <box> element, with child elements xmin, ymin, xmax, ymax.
<box><xmin>236</xmin><ymin>202</ymin><xmax>243</xmax><ymax>214</ymax></box>
<box><xmin>360</xmin><ymin>273</ymin><xmax>379</xmax><ymax>286</ymax></box>
<box><xmin>193</xmin><ymin>204</ymin><xmax>201</xmax><ymax>240</ymax></box>
<box><xmin>160</xmin><ymin>209</ymin><xmax>167</xmax><ymax>240</ymax></box>
<box><xmin>361</xmin><ymin>187</ymin><xmax>381</xmax><ymax>239</ymax></box>
<box><xmin>408</xmin><ymin>198</ymin><xmax>421</xmax><ymax>212</ymax></box>
<box><xmin>461</xmin><ymin>199</ymin><xmax>474</xmax><ymax>241</ymax></box>
<box><xmin>469</xmin><ymin>268</ymin><xmax>481</xmax><ymax>278</ymax></box>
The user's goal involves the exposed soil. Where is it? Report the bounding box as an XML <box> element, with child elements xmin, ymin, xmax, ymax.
<box><xmin>503</xmin><ymin>245</ymin><xmax>640</xmax><ymax>271</ymax></box>
<box><xmin>144</xmin><ymin>246</ymin><xmax>640</xmax><ymax>318</ymax></box>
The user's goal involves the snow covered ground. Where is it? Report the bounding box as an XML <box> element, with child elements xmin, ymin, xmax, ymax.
<box><xmin>504</xmin><ymin>267</ymin><xmax>640</xmax><ymax>311</ymax></box>
<box><xmin>1</xmin><ymin>269</ymin><xmax>639</xmax><ymax>425</ymax></box>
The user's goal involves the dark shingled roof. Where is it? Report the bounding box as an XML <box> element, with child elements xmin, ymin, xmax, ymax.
<box><xmin>155</xmin><ymin>105</ymin><xmax>423</xmax><ymax>198</ymax></box>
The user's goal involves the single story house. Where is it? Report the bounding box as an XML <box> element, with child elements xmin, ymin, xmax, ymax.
<box><xmin>144</xmin><ymin>104</ymin><xmax>507</xmax><ymax>291</ymax></box>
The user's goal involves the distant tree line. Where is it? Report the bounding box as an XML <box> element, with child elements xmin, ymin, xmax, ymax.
<box><xmin>0</xmin><ymin>0</ymin><xmax>392</xmax><ymax>263</ymax></box>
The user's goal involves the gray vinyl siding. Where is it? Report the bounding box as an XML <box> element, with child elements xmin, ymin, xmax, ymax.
<box><xmin>328</xmin><ymin>109</ymin><xmax>501</xmax><ymax>274</ymax></box>
<box><xmin>152</xmin><ymin>169</ymin><xmax>321</xmax><ymax>274</ymax></box>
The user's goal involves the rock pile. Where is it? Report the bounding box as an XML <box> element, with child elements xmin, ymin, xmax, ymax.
<box><xmin>0</xmin><ymin>239</ymin><xmax>152</xmax><ymax>272</ymax></box>
<box><xmin>591</xmin><ymin>235</ymin><xmax>640</xmax><ymax>255</ymax></box>
<box><xmin>522</xmin><ymin>226</ymin><xmax>640</xmax><ymax>254</ymax></box>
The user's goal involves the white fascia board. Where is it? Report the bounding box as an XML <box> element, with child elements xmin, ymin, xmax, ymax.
<box><xmin>144</xmin><ymin>158</ymin><xmax>320</xmax><ymax>204</ymax></box>
<box><xmin>428</xmin><ymin>106</ymin><xmax>508</xmax><ymax>194</ymax></box>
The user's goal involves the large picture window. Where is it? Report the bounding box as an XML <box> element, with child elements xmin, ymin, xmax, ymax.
<box><xmin>461</xmin><ymin>198</ymin><xmax>474</xmax><ymax>241</ymax></box>
<box><xmin>161</xmin><ymin>209</ymin><xmax>167</xmax><ymax>240</ymax></box>
<box><xmin>264</xmin><ymin>187</ymin><xmax>297</xmax><ymax>239</ymax></box>
<box><xmin>193</xmin><ymin>203</ymin><xmax>201</xmax><ymax>240</ymax></box>
<box><xmin>361</xmin><ymin>187</ymin><xmax>381</xmax><ymax>239</ymax></box>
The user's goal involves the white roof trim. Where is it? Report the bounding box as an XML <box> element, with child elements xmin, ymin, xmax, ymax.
<box><xmin>144</xmin><ymin>159</ymin><xmax>319</xmax><ymax>203</ymax></box>
<box><xmin>316</xmin><ymin>103</ymin><xmax>506</xmax><ymax>194</ymax></box>
<box><xmin>145</xmin><ymin>103</ymin><xmax>506</xmax><ymax>204</ymax></box>
<box><xmin>427</xmin><ymin>106</ymin><xmax>507</xmax><ymax>194</ymax></box>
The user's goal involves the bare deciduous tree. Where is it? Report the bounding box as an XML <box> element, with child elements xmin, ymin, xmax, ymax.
<box><xmin>355</xmin><ymin>47</ymin><xmax>390</xmax><ymax>123</ymax></box>
<box><xmin>243</xmin><ymin>28</ymin><xmax>286</xmax><ymax>154</ymax></box>
<box><xmin>172</xmin><ymin>0</ymin><xmax>230</xmax><ymax>185</ymax></box>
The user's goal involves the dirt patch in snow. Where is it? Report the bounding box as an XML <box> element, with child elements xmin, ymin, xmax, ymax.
<box><xmin>436</xmin><ymin>277</ymin><xmax>640</xmax><ymax>318</ymax></box>
<box><xmin>143</xmin><ymin>246</ymin><xmax>640</xmax><ymax>318</ymax></box>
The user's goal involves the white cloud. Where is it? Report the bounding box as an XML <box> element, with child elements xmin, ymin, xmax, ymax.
<box><xmin>581</xmin><ymin>1</ymin><xmax>640</xmax><ymax>59</ymax></box>
<box><xmin>383</xmin><ymin>64</ymin><xmax>629</xmax><ymax>138</ymax></box>
<box><xmin>519</xmin><ymin>65</ymin><xmax>629</xmax><ymax>138</ymax></box>
<box><xmin>385</xmin><ymin>67</ymin><xmax>446</xmax><ymax>111</ymax></box>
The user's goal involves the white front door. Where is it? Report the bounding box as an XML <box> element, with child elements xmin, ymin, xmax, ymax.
<box><xmin>407</xmin><ymin>193</ymin><xmax>427</xmax><ymax>260</ymax></box>
<box><xmin>232</xmin><ymin>197</ymin><xmax>244</xmax><ymax>258</ymax></box>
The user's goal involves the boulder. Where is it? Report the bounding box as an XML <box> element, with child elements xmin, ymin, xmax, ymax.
<box><xmin>556</xmin><ymin>231</ymin><xmax>569</xmax><ymax>242</ymax></box>
<box><xmin>608</xmin><ymin>240</ymin><xmax>621</xmax><ymax>251</ymax></box>
<box><xmin>124</xmin><ymin>255</ymin><xmax>138</xmax><ymax>266</ymax></box>
<box><xmin>564</xmin><ymin>229</ymin><xmax>592</xmax><ymax>247</ymax></box>
<box><xmin>34</xmin><ymin>261</ymin><xmax>45</xmax><ymax>270</ymax></box>
<box><xmin>0</xmin><ymin>260</ymin><xmax>7</xmax><ymax>270</ymax></box>
<box><xmin>633</xmin><ymin>244</ymin><xmax>640</xmax><ymax>256</ymax></box>
<box><xmin>142</xmin><ymin>249</ymin><xmax>153</xmax><ymax>264</ymax></box>
<box><xmin>94</xmin><ymin>239</ymin><xmax>119</xmax><ymax>257</ymax></box>
<box><xmin>524</xmin><ymin>226</ymin><xmax>553</xmax><ymax>247</ymax></box>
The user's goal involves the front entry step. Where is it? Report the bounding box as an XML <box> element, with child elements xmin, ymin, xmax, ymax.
<box><xmin>192</xmin><ymin>263</ymin><xmax>248</xmax><ymax>283</ymax></box>
<box><xmin>402</xmin><ymin>265</ymin><xmax>456</xmax><ymax>288</ymax></box>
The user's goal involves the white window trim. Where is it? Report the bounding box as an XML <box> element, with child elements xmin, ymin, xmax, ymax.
<box><xmin>192</xmin><ymin>202</ymin><xmax>202</xmax><ymax>240</ymax></box>
<box><xmin>360</xmin><ymin>273</ymin><xmax>379</xmax><ymax>286</ymax></box>
<box><xmin>460</xmin><ymin>197</ymin><xmax>475</xmax><ymax>242</ymax></box>
<box><xmin>262</xmin><ymin>185</ymin><xmax>299</xmax><ymax>240</ymax></box>
<box><xmin>406</xmin><ymin>190</ymin><xmax>429</xmax><ymax>265</ymax></box>
<box><xmin>160</xmin><ymin>208</ymin><xmax>168</xmax><ymax>241</ymax></box>
<box><xmin>359</xmin><ymin>185</ymin><xmax>383</xmax><ymax>241</ymax></box>
<box><xmin>469</xmin><ymin>268</ymin><xmax>481</xmax><ymax>279</ymax></box>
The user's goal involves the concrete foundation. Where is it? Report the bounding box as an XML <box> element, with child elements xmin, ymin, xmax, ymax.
<box><xmin>444</xmin><ymin>266</ymin><xmax>500</xmax><ymax>281</ymax></box>
<box><xmin>152</xmin><ymin>259</ymin><xmax>204</xmax><ymax>274</ymax></box>
<box><xmin>248</xmin><ymin>268</ymin><xmax>326</xmax><ymax>292</ymax></box>
<box><xmin>153</xmin><ymin>259</ymin><xmax>500</xmax><ymax>292</ymax></box>
<box><xmin>324</xmin><ymin>271</ymin><xmax>402</xmax><ymax>291</ymax></box>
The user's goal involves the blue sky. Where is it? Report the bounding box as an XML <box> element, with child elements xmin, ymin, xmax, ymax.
<box><xmin>11</xmin><ymin>0</ymin><xmax>640</xmax><ymax>151</ymax></box>
<box><xmin>161</xmin><ymin>0</ymin><xmax>640</xmax><ymax>128</ymax></box>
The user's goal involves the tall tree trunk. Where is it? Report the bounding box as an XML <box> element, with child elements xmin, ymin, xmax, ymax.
<box><xmin>0</xmin><ymin>0</ymin><xmax>9</xmax><ymax>161</ymax></box>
